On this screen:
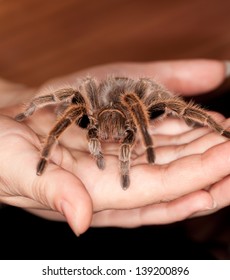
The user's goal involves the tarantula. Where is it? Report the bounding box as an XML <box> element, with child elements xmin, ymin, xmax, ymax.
<box><xmin>15</xmin><ymin>76</ymin><xmax>230</xmax><ymax>189</ymax></box>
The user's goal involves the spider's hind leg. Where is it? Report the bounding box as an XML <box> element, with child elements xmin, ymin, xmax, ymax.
<box><xmin>182</xmin><ymin>103</ymin><xmax>230</xmax><ymax>138</ymax></box>
<box><xmin>15</xmin><ymin>88</ymin><xmax>77</xmax><ymax>122</ymax></box>
<box><xmin>148</xmin><ymin>97</ymin><xmax>230</xmax><ymax>139</ymax></box>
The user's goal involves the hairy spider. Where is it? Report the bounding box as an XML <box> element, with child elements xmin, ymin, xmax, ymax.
<box><xmin>15</xmin><ymin>76</ymin><xmax>230</xmax><ymax>189</ymax></box>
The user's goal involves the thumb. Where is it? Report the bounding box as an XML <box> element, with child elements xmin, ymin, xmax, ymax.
<box><xmin>0</xmin><ymin>117</ymin><xmax>93</xmax><ymax>236</ymax></box>
<box><xmin>34</xmin><ymin>169</ymin><xmax>93</xmax><ymax>236</ymax></box>
<box><xmin>3</xmin><ymin>164</ymin><xmax>93</xmax><ymax>236</ymax></box>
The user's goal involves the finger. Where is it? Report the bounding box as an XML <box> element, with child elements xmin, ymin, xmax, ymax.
<box><xmin>147</xmin><ymin>59</ymin><xmax>227</xmax><ymax>94</ymax></box>
<box><xmin>72</xmin><ymin>140</ymin><xmax>230</xmax><ymax>211</ymax></box>
<box><xmin>141</xmin><ymin>131</ymin><xmax>228</xmax><ymax>166</ymax></box>
<box><xmin>41</xmin><ymin>60</ymin><xmax>227</xmax><ymax>95</ymax></box>
<box><xmin>210</xmin><ymin>175</ymin><xmax>230</xmax><ymax>210</ymax></box>
<box><xmin>152</xmin><ymin>127</ymin><xmax>210</xmax><ymax>148</ymax></box>
<box><xmin>150</xmin><ymin>111</ymin><xmax>226</xmax><ymax>137</ymax></box>
<box><xmin>91</xmin><ymin>190</ymin><xmax>215</xmax><ymax>227</ymax></box>
<box><xmin>133</xmin><ymin>131</ymin><xmax>229</xmax><ymax>167</ymax></box>
<box><xmin>191</xmin><ymin>175</ymin><xmax>230</xmax><ymax>218</ymax></box>
<box><xmin>133</xmin><ymin>115</ymin><xmax>230</xmax><ymax>165</ymax></box>
<box><xmin>150</xmin><ymin>117</ymin><xmax>193</xmax><ymax>136</ymax></box>
<box><xmin>156</xmin><ymin>141</ymin><xmax>230</xmax><ymax>200</ymax></box>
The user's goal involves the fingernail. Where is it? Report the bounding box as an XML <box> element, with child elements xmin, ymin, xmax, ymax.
<box><xmin>206</xmin><ymin>61</ymin><xmax>230</xmax><ymax>95</ymax></box>
<box><xmin>189</xmin><ymin>199</ymin><xmax>217</xmax><ymax>219</ymax></box>
<box><xmin>60</xmin><ymin>200</ymin><xmax>81</xmax><ymax>237</ymax></box>
<box><xmin>205</xmin><ymin>198</ymin><xmax>217</xmax><ymax>210</ymax></box>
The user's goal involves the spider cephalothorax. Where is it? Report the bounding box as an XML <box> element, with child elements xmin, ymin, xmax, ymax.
<box><xmin>15</xmin><ymin>76</ymin><xmax>230</xmax><ymax>189</ymax></box>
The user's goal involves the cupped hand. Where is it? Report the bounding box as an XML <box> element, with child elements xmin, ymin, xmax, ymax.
<box><xmin>0</xmin><ymin>59</ymin><xmax>230</xmax><ymax>235</ymax></box>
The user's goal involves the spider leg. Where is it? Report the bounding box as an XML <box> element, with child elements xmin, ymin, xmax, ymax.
<box><xmin>148</xmin><ymin>98</ymin><xmax>230</xmax><ymax>138</ymax></box>
<box><xmin>121</xmin><ymin>93</ymin><xmax>155</xmax><ymax>164</ymax></box>
<box><xmin>37</xmin><ymin>92</ymin><xmax>88</xmax><ymax>175</ymax></box>
<box><xmin>119</xmin><ymin>126</ymin><xmax>136</xmax><ymax>190</ymax></box>
<box><xmin>182</xmin><ymin>103</ymin><xmax>230</xmax><ymax>138</ymax></box>
<box><xmin>15</xmin><ymin>88</ymin><xmax>77</xmax><ymax>121</ymax></box>
<box><xmin>87</xmin><ymin>121</ymin><xmax>105</xmax><ymax>170</ymax></box>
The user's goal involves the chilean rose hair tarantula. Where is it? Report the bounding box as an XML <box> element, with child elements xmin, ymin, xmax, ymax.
<box><xmin>15</xmin><ymin>76</ymin><xmax>230</xmax><ymax>189</ymax></box>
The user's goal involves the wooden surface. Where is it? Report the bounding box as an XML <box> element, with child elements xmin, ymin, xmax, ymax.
<box><xmin>0</xmin><ymin>0</ymin><xmax>230</xmax><ymax>86</ymax></box>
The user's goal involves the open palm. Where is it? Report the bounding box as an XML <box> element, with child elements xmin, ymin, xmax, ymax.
<box><xmin>1</xmin><ymin>59</ymin><xmax>230</xmax><ymax>236</ymax></box>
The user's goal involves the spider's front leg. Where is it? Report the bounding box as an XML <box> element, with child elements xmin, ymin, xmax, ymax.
<box><xmin>37</xmin><ymin>92</ymin><xmax>89</xmax><ymax>175</ymax></box>
<box><xmin>87</xmin><ymin>120</ymin><xmax>105</xmax><ymax>170</ymax></box>
<box><xmin>119</xmin><ymin>126</ymin><xmax>136</xmax><ymax>190</ymax></box>
<box><xmin>121</xmin><ymin>92</ymin><xmax>155</xmax><ymax>164</ymax></box>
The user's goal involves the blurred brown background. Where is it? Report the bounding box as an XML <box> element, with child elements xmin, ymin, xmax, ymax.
<box><xmin>0</xmin><ymin>0</ymin><xmax>230</xmax><ymax>260</ymax></box>
<box><xmin>0</xmin><ymin>0</ymin><xmax>230</xmax><ymax>86</ymax></box>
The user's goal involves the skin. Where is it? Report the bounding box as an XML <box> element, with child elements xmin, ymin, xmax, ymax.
<box><xmin>0</xmin><ymin>59</ymin><xmax>230</xmax><ymax>236</ymax></box>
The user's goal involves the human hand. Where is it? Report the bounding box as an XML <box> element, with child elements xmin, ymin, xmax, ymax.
<box><xmin>0</xmin><ymin>59</ymin><xmax>230</xmax><ymax>235</ymax></box>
